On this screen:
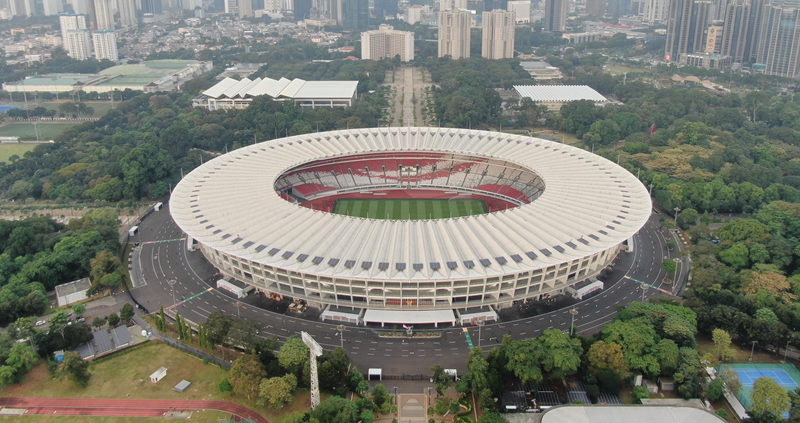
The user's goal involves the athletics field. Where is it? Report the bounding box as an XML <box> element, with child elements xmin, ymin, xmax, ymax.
<box><xmin>332</xmin><ymin>199</ymin><xmax>487</xmax><ymax>220</ymax></box>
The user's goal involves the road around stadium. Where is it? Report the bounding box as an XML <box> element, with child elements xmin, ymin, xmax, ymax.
<box><xmin>127</xmin><ymin>201</ymin><xmax>685</xmax><ymax>376</ymax></box>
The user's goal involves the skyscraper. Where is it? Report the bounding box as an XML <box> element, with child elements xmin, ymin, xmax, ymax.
<box><xmin>640</xmin><ymin>0</ymin><xmax>669</xmax><ymax>23</ymax></box>
<box><xmin>294</xmin><ymin>0</ymin><xmax>311</xmax><ymax>19</ymax></box>
<box><xmin>586</xmin><ymin>0</ymin><xmax>605</xmax><ymax>18</ymax></box>
<box><xmin>664</xmin><ymin>0</ymin><xmax>710</xmax><ymax>62</ymax></box>
<box><xmin>10</xmin><ymin>0</ymin><xmax>36</xmax><ymax>16</ymax></box>
<box><xmin>93</xmin><ymin>30</ymin><xmax>118</xmax><ymax>60</ymax></box>
<box><xmin>485</xmin><ymin>0</ymin><xmax>508</xmax><ymax>11</ymax></box>
<box><xmin>438</xmin><ymin>9</ymin><xmax>471</xmax><ymax>58</ymax></box>
<box><xmin>374</xmin><ymin>0</ymin><xmax>398</xmax><ymax>19</ymax></box>
<box><xmin>756</xmin><ymin>1</ymin><xmax>800</xmax><ymax>77</ymax></box>
<box><xmin>239</xmin><ymin>0</ymin><xmax>253</xmax><ymax>17</ymax></box>
<box><xmin>141</xmin><ymin>0</ymin><xmax>162</xmax><ymax>14</ymax></box>
<box><xmin>43</xmin><ymin>0</ymin><xmax>64</xmax><ymax>15</ymax></box>
<box><xmin>719</xmin><ymin>0</ymin><xmax>751</xmax><ymax>62</ymax></box>
<box><xmin>342</xmin><ymin>0</ymin><xmax>367</xmax><ymax>29</ymax></box>
<box><xmin>544</xmin><ymin>0</ymin><xmax>567</xmax><ymax>32</ymax></box>
<box><xmin>117</xmin><ymin>0</ymin><xmax>137</xmax><ymax>28</ymax></box>
<box><xmin>93</xmin><ymin>0</ymin><xmax>114</xmax><ymax>30</ymax></box>
<box><xmin>482</xmin><ymin>10</ymin><xmax>515</xmax><ymax>59</ymax></box>
<box><xmin>225</xmin><ymin>0</ymin><xmax>238</xmax><ymax>14</ymax></box>
<box><xmin>361</xmin><ymin>24</ymin><xmax>414</xmax><ymax>61</ymax></box>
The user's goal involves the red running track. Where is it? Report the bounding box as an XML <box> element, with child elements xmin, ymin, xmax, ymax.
<box><xmin>0</xmin><ymin>397</ymin><xmax>269</xmax><ymax>422</ymax></box>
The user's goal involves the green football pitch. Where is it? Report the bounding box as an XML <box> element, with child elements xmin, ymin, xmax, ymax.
<box><xmin>333</xmin><ymin>199</ymin><xmax>487</xmax><ymax>220</ymax></box>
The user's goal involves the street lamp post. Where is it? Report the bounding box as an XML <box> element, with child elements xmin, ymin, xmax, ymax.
<box><xmin>674</xmin><ymin>207</ymin><xmax>681</xmax><ymax>223</ymax></box>
<box><xmin>167</xmin><ymin>279</ymin><xmax>176</xmax><ymax>307</ymax></box>
<box><xmin>569</xmin><ymin>308</ymin><xmax>579</xmax><ymax>336</ymax></box>
<box><xmin>234</xmin><ymin>301</ymin><xmax>242</xmax><ymax>320</ymax></box>
<box><xmin>750</xmin><ymin>341</ymin><xmax>758</xmax><ymax>363</ymax></box>
<box><xmin>784</xmin><ymin>339</ymin><xmax>791</xmax><ymax>363</ymax></box>
<box><xmin>477</xmin><ymin>319</ymin><xmax>485</xmax><ymax>348</ymax></box>
<box><xmin>337</xmin><ymin>324</ymin><xmax>346</xmax><ymax>349</ymax></box>
<box><xmin>640</xmin><ymin>284</ymin><xmax>650</xmax><ymax>302</ymax></box>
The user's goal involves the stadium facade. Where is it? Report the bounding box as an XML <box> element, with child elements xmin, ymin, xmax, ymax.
<box><xmin>170</xmin><ymin>128</ymin><xmax>650</xmax><ymax>326</ymax></box>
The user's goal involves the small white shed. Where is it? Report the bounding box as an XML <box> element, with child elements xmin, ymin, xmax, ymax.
<box><xmin>150</xmin><ymin>367</ymin><xmax>167</xmax><ymax>383</ymax></box>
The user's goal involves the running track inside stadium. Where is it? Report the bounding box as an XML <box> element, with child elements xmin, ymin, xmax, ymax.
<box><xmin>0</xmin><ymin>397</ymin><xmax>268</xmax><ymax>422</ymax></box>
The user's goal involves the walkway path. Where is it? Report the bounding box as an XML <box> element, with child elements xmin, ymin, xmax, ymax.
<box><xmin>0</xmin><ymin>397</ymin><xmax>268</xmax><ymax>422</ymax></box>
<box><xmin>397</xmin><ymin>394</ymin><xmax>427</xmax><ymax>423</ymax></box>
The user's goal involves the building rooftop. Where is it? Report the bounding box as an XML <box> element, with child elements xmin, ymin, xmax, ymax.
<box><xmin>55</xmin><ymin>278</ymin><xmax>92</xmax><ymax>297</ymax></box>
<box><xmin>200</xmin><ymin>77</ymin><xmax>358</xmax><ymax>101</ymax></box>
<box><xmin>513</xmin><ymin>85</ymin><xmax>608</xmax><ymax>103</ymax></box>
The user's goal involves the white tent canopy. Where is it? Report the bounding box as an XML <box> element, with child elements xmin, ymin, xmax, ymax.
<box><xmin>363</xmin><ymin>309</ymin><xmax>456</xmax><ymax>327</ymax></box>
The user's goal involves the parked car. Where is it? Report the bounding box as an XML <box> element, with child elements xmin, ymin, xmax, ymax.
<box><xmin>35</xmin><ymin>320</ymin><xmax>46</xmax><ymax>326</ymax></box>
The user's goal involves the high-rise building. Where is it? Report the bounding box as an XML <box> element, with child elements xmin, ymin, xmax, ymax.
<box><xmin>756</xmin><ymin>1</ymin><xmax>800</xmax><ymax>77</ymax></box>
<box><xmin>117</xmin><ymin>0</ymin><xmax>137</xmax><ymax>28</ymax></box>
<box><xmin>507</xmin><ymin>0</ymin><xmax>530</xmax><ymax>23</ymax></box>
<box><xmin>486</xmin><ymin>0</ymin><xmax>508</xmax><ymax>11</ymax></box>
<box><xmin>710</xmin><ymin>0</ymin><xmax>731</xmax><ymax>20</ymax></box>
<box><xmin>705</xmin><ymin>24</ymin><xmax>723</xmax><ymax>53</ymax></box>
<box><xmin>10</xmin><ymin>0</ymin><xmax>36</xmax><ymax>16</ymax></box>
<box><xmin>640</xmin><ymin>0</ymin><xmax>668</xmax><ymax>22</ymax></box>
<box><xmin>60</xmin><ymin>13</ymin><xmax>87</xmax><ymax>41</ymax></box>
<box><xmin>719</xmin><ymin>0</ymin><xmax>752</xmax><ymax>62</ymax></box>
<box><xmin>239</xmin><ymin>0</ymin><xmax>253</xmax><ymax>17</ymax></box>
<box><xmin>374</xmin><ymin>0</ymin><xmax>398</xmax><ymax>18</ymax></box>
<box><xmin>92</xmin><ymin>30</ymin><xmax>118</xmax><ymax>60</ymax></box>
<box><xmin>664</xmin><ymin>0</ymin><xmax>710</xmax><ymax>62</ymax></box>
<box><xmin>71</xmin><ymin>0</ymin><xmax>90</xmax><ymax>15</ymax></box>
<box><xmin>93</xmin><ymin>0</ymin><xmax>114</xmax><ymax>30</ymax></box>
<box><xmin>225</xmin><ymin>0</ymin><xmax>238</xmax><ymax>13</ymax></box>
<box><xmin>43</xmin><ymin>0</ymin><xmax>64</xmax><ymax>15</ymax></box>
<box><xmin>438</xmin><ymin>9</ymin><xmax>471</xmax><ymax>58</ymax></box>
<box><xmin>482</xmin><ymin>10</ymin><xmax>515</xmax><ymax>59</ymax></box>
<box><xmin>65</xmin><ymin>30</ymin><xmax>91</xmax><ymax>59</ymax></box>
<box><xmin>294</xmin><ymin>0</ymin><xmax>311</xmax><ymax>19</ymax></box>
<box><xmin>342</xmin><ymin>0</ymin><xmax>367</xmax><ymax>29</ymax></box>
<box><xmin>142</xmin><ymin>0</ymin><xmax>162</xmax><ymax>14</ymax></box>
<box><xmin>585</xmin><ymin>0</ymin><xmax>605</xmax><ymax>18</ymax></box>
<box><xmin>361</xmin><ymin>24</ymin><xmax>414</xmax><ymax>61</ymax></box>
<box><xmin>544</xmin><ymin>0</ymin><xmax>567</xmax><ymax>32</ymax></box>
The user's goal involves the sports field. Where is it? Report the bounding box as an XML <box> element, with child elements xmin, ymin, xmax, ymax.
<box><xmin>333</xmin><ymin>199</ymin><xmax>487</xmax><ymax>220</ymax></box>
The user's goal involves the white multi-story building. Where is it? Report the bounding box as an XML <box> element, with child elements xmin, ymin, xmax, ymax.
<box><xmin>10</xmin><ymin>0</ymin><xmax>36</xmax><ymax>17</ymax></box>
<box><xmin>93</xmin><ymin>30</ymin><xmax>118</xmax><ymax>61</ymax></box>
<box><xmin>406</xmin><ymin>5</ymin><xmax>429</xmax><ymax>25</ymax></box>
<box><xmin>43</xmin><ymin>0</ymin><xmax>64</xmax><ymax>16</ymax></box>
<box><xmin>640</xmin><ymin>0</ymin><xmax>668</xmax><ymax>23</ymax></box>
<box><xmin>225</xmin><ymin>0</ymin><xmax>238</xmax><ymax>14</ymax></box>
<box><xmin>361</xmin><ymin>24</ymin><xmax>414</xmax><ymax>61</ymax></box>
<box><xmin>66</xmin><ymin>29</ymin><xmax>91</xmax><ymax>60</ymax></box>
<box><xmin>239</xmin><ymin>0</ymin><xmax>253</xmax><ymax>17</ymax></box>
<box><xmin>60</xmin><ymin>13</ymin><xmax>92</xmax><ymax>59</ymax></box>
<box><xmin>482</xmin><ymin>10</ymin><xmax>515</xmax><ymax>59</ymax></box>
<box><xmin>507</xmin><ymin>0</ymin><xmax>531</xmax><ymax>23</ymax></box>
<box><xmin>438</xmin><ymin>9</ymin><xmax>471</xmax><ymax>59</ymax></box>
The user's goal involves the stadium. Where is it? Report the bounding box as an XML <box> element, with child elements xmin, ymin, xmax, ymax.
<box><xmin>169</xmin><ymin>127</ymin><xmax>651</xmax><ymax>326</ymax></box>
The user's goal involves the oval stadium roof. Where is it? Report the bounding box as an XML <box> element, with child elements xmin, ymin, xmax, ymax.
<box><xmin>170</xmin><ymin>128</ymin><xmax>650</xmax><ymax>281</ymax></box>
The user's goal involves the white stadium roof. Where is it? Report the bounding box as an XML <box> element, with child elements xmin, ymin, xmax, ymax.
<box><xmin>201</xmin><ymin>76</ymin><xmax>358</xmax><ymax>100</ymax></box>
<box><xmin>170</xmin><ymin>128</ymin><xmax>650</xmax><ymax>282</ymax></box>
<box><xmin>513</xmin><ymin>85</ymin><xmax>608</xmax><ymax>103</ymax></box>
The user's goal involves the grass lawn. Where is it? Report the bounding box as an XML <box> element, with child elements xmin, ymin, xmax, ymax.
<box><xmin>604</xmin><ymin>64</ymin><xmax>646</xmax><ymax>76</ymax></box>
<box><xmin>0</xmin><ymin>123</ymin><xmax>77</xmax><ymax>140</ymax></box>
<box><xmin>0</xmin><ymin>411</ymin><xmax>230</xmax><ymax>422</ymax></box>
<box><xmin>36</xmin><ymin>101</ymin><xmax>116</xmax><ymax>118</ymax></box>
<box><xmin>0</xmin><ymin>342</ymin><xmax>326</xmax><ymax>423</ymax></box>
<box><xmin>333</xmin><ymin>199</ymin><xmax>486</xmax><ymax>220</ymax></box>
<box><xmin>0</xmin><ymin>143</ymin><xmax>37</xmax><ymax>163</ymax></box>
<box><xmin>532</xmin><ymin>128</ymin><xmax>582</xmax><ymax>146</ymax></box>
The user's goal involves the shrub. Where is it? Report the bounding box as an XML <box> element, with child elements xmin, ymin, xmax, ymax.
<box><xmin>715</xmin><ymin>409</ymin><xmax>729</xmax><ymax>420</ymax></box>
<box><xmin>706</xmin><ymin>378</ymin><xmax>725</xmax><ymax>402</ymax></box>
<box><xmin>218</xmin><ymin>378</ymin><xmax>232</xmax><ymax>392</ymax></box>
<box><xmin>633</xmin><ymin>386</ymin><xmax>650</xmax><ymax>404</ymax></box>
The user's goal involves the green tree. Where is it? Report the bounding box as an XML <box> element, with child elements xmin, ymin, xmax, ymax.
<box><xmin>107</xmin><ymin>312</ymin><xmax>120</xmax><ymax>328</ymax></box>
<box><xmin>89</xmin><ymin>250</ymin><xmax>121</xmax><ymax>285</ymax></box>
<box><xmin>92</xmin><ymin>316</ymin><xmax>106</xmax><ymax>329</ymax></box>
<box><xmin>661</xmin><ymin>260</ymin><xmax>677</xmax><ymax>281</ymax></box>
<box><xmin>711</xmin><ymin>329</ymin><xmax>735</xmax><ymax>362</ymax></box>
<box><xmin>229</xmin><ymin>354</ymin><xmax>266</xmax><ymax>400</ymax></box>
<box><xmin>205</xmin><ymin>312</ymin><xmax>234</xmax><ymax>347</ymax></box>
<box><xmin>372</xmin><ymin>383</ymin><xmax>390</xmax><ymax>408</ymax></box>
<box><xmin>278</xmin><ymin>335</ymin><xmax>309</xmax><ymax>374</ymax></box>
<box><xmin>751</xmin><ymin>376</ymin><xmax>790</xmax><ymax>418</ymax></box>
<box><xmin>71</xmin><ymin>303</ymin><xmax>86</xmax><ymax>316</ymax></box>
<box><xmin>587</xmin><ymin>341</ymin><xmax>629</xmax><ymax>377</ymax></box>
<box><xmin>218</xmin><ymin>378</ymin><xmax>232</xmax><ymax>392</ymax></box>
<box><xmin>258</xmin><ymin>373</ymin><xmax>298</xmax><ymax>408</ymax></box>
<box><xmin>49</xmin><ymin>311</ymin><xmax>69</xmax><ymax>339</ymax></box>
<box><xmin>755</xmin><ymin>307</ymin><xmax>779</xmax><ymax>322</ymax></box>
<box><xmin>310</xmin><ymin>396</ymin><xmax>360</xmax><ymax>423</ymax></box>
<box><xmin>719</xmin><ymin>243</ymin><xmax>750</xmax><ymax>270</ymax></box>
<box><xmin>62</xmin><ymin>351</ymin><xmax>91</xmax><ymax>387</ymax></box>
<box><xmin>633</xmin><ymin>386</ymin><xmax>650</xmax><ymax>404</ymax></box>
<box><xmin>119</xmin><ymin>303</ymin><xmax>134</xmax><ymax>322</ymax></box>
<box><xmin>706</xmin><ymin>378</ymin><xmax>725</xmax><ymax>401</ymax></box>
<box><xmin>431</xmin><ymin>365</ymin><xmax>454</xmax><ymax>396</ymax></box>
<box><xmin>536</xmin><ymin>329</ymin><xmax>582</xmax><ymax>379</ymax></box>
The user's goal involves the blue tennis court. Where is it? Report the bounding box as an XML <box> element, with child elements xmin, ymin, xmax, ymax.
<box><xmin>733</xmin><ymin>368</ymin><xmax>798</xmax><ymax>387</ymax></box>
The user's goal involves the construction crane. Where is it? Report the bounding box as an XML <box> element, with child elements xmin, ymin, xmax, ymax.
<box><xmin>301</xmin><ymin>331</ymin><xmax>323</xmax><ymax>409</ymax></box>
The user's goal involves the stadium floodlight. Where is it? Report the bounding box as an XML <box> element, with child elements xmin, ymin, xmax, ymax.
<box><xmin>302</xmin><ymin>331</ymin><xmax>323</xmax><ymax>409</ymax></box>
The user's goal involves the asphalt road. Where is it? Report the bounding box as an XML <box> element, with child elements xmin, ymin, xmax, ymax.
<box><xmin>128</xmin><ymin>203</ymin><xmax>677</xmax><ymax>375</ymax></box>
